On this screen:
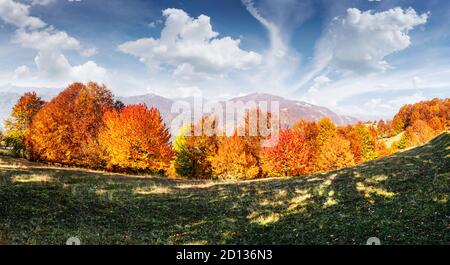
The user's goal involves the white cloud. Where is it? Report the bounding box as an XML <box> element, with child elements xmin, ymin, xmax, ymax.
<box><xmin>334</xmin><ymin>92</ymin><xmax>426</xmax><ymax>120</ymax></box>
<box><xmin>70</xmin><ymin>61</ymin><xmax>106</xmax><ymax>81</ymax></box>
<box><xmin>14</xmin><ymin>28</ymin><xmax>81</xmax><ymax>51</ymax></box>
<box><xmin>13</xmin><ymin>65</ymin><xmax>30</xmax><ymax>79</ymax></box>
<box><xmin>118</xmin><ymin>8</ymin><xmax>261</xmax><ymax>80</ymax></box>
<box><xmin>330</xmin><ymin>7</ymin><xmax>428</xmax><ymax>73</ymax></box>
<box><xmin>14</xmin><ymin>29</ymin><xmax>106</xmax><ymax>83</ymax></box>
<box><xmin>300</xmin><ymin>60</ymin><xmax>450</xmax><ymax>119</ymax></box>
<box><xmin>0</xmin><ymin>0</ymin><xmax>105</xmax><ymax>86</ymax></box>
<box><xmin>298</xmin><ymin>7</ymin><xmax>429</xmax><ymax>89</ymax></box>
<box><xmin>0</xmin><ymin>0</ymin><xmax>46</xmax><ymax>29</ymax></box>
<box><xmin>80</xmin><ymin>47</ymin><xmax>98</xmax><ymax>57</ymax></box>
<box><xmin>242</xmin><ymin>0</ymin><xmax>288</xmax><ymax>60</ymax></box>
<box><xmin>242</xmin><ymin>0</ymin><xmax>310</xmax><ymax>94</ymax></box>
<box><xmin>30</xmin><ymin>0</ymin><xmax>54</xmax><ymax>5</ymax></box>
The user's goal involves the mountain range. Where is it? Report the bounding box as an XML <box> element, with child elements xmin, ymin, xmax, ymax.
<box><xmin>118</xmin><ymin>92</ymin><xmax>359</xmax><ymax>127</ymax></box>
<box><xmin>0</xmin><ymin>85</ymin><xmax>359</xmax><ymax>129</ymax></box>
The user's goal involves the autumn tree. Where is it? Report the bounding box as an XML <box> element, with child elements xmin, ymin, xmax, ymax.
<box><xmin>427</xmin><ymin>116</ymin><xmax>445</xmax><ymax>132</ymax></box>
<box><xmin>28</xmin><ymin>82</ymin><xmax>120</xmax><ymax>166</ymax></box>
<box><xmin>376</xmin><ymin>119</ymin><xmax>391</xmax><ymax>138</ymax></box>
<box><xmin>391</xmin><ymin>98</ymin><xmax>449</xmax><ymax>135</ymax></box>
<box><xmin>315</xmin><ymin>118</ymin><xmax>354</xmax><ymax>171</ymax></box>
<box><xmin>344</xmin><ymin>124</ymin><xmax>377</xmax><ymax>164</ymax></box>
<box><xmin>0</xmin><ymin>130</ymin><xmax>4</xmax><ymax>147</ymax></box>
<box><xmin>3</xmin><ymin>92</ymin><xmax>45</xmax><ymax>157</ymax></box>
<box><xmin>210</xmin><ymin>108</ymin><xmax>275</xmax><ymax>180</ymax></box>
<box><xmin>260</xmin><ymin>129</ymin><xmax>306</xmax><ymax>177</ymax></box>
<box><xmin>260</xmin><ymin>120</ymin><xmax>317</xmax><ymax>177</ymax></box>
<box><xmin>99</xmin><ymin>104</ymin><xmax>172</xmax><ymax>173</ymax></box>
<box><xmin>211</xmin><ymin>133</ymin><xmax>260</xmax><ymax>180</ymax></box>
<box><xmin>172</xmin><ymin>116</ymin><xmax>219</xmax><ymax>179</ymax></box>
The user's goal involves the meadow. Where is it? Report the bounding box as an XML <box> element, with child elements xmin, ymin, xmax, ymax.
<box><xmin>0</xmin><ymin>132</ymin><xmax>448</xmax><ymax>245</ymax></box>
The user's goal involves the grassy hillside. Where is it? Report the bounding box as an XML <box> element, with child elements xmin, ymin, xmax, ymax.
<box><xmin>0</xmin><ymin>132</ymin><xmax>449</xmax><ymax>245</ymax></box>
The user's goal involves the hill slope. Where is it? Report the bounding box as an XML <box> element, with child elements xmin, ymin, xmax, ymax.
<box><xmin>0</xmin><ymin>133</ymin><xmax>449</xmax><ymax>245</ymax></box>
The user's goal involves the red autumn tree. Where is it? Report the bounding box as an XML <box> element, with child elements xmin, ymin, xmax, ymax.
<box><xmin>99</xmin><ymin>104</ymin><xmax>172</xmax><ymax>173</ymax></box>
<box><xmin>260</xmin><ymin>128</ymin><xmax>310</xmax><ymax>177</ymax></box>
<box><xmin>260</xmin><ymin>120</ymin><xmax>317</xmax><ymax>177</ymax></box>
<box><xmin>28</xmin><ymin>82</ymin><xmax>119</xmax><ymax>166</ymax></box>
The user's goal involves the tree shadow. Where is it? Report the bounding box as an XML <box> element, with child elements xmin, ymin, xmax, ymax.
<box><xmin>0</xmin><ymin>133</ymin><xmax>449</xmax><ymax>244</ymax></box>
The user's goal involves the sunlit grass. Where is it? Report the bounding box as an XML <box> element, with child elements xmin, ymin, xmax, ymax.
<box><xmin>133</xmin><ymin>186</ymin><xmax>172</xmax><ymax>195</ymax></box>
<box><xmin>248</xmin><ymin>212</ymin><xmax>281</xmax><ymax>226</ymax></box>
<box><xmin>12</xmin><ymin>174</ymin><xmax>53</xmax><ymax>183</ymax></box>
<box><xmin>0</xmin><ymin>132</ymin><xmax>448</xmax><ymax>244</ymax></box>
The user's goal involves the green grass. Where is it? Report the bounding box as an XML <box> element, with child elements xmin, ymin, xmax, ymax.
<box><xmin>0</xmin><ymin>147</ymin><xmax>12</xmax><ymax>157</ymax></box>
<box><xmin>1</xmin><ymin>133</ymin><xmax>449</xmax><ymax>245</ymax></box>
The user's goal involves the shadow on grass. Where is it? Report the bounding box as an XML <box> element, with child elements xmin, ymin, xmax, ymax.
<box><xmin>0</xmin><ymin>133</ymin><xmax>449</xmax><ymax>245</ymax></box>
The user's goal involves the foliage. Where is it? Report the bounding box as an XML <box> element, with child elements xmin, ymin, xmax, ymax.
<box><xmin>3</xmin><ymin>92</ymin><xmax>45</xmax><ymax>157</ymax></box>
<box><xmin>211</xmin><ymin>134</ymin><xmax>260</xmax><ymax>180</ymax></box>
<box><xmin>260</xmin><ymin>125</ymin><xmax>313</xmax><ymax>178</ymax></box>
<box><xmin>0</xmin><ymin>132</ymin><xmax>448</xmax><ymax>244</ymax></box>
<box><xmin>27</xmin><ymin>82</ymin><xmax>119</xmax><ymax>166</ymax></box>
<box><xmin>99</xmin><ymin>104</ymin><xmax>172</xmax><ymax>173</ymax></box>
<box><xmin>172</xmin><ymin>116</ymin><xmax>219</xmax><ymax>179</ymax></box>
<box><xmin>342</xmin><ymin>124</ymin><xmax>377</xmax><ymax>164</ymax></box>
<box><xmin>391</xmin><ymin>98</ymin><xmax>449</xmax><ymax>134</ymax></box>
<box><xmin>315</xmin><ymin>118</ymin><xmax>355</xmax><ymax>171</ymax></box>
<box><xmin>2</xmin><ymin>83</ymin><xmax>447</xmax><ymax>180</ymax></box>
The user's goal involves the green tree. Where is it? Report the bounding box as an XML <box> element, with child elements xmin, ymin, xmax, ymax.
<box><xmin>172</xmin><ymin>117</ymin><xmax>219</xmax><ymax>179</ymax></box>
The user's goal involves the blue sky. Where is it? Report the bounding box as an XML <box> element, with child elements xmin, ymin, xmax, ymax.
<box><xmin>0</xmin><ymin>0</ymin><xmax>449</xmax><ymax>119</ymax></box>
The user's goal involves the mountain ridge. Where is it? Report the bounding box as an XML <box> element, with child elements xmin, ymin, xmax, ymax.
<box><xmin>0</xmin><ymin>86</ymin><xmax>359</xmax><ymax>128</ymax></box>
<box><xmin>119</xmin><ymin>92</ymin><xmax>360</xmax><ymax>127</ymax></box>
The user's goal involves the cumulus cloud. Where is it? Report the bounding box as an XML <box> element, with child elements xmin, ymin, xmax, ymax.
<box><xmin>13</xmin><ymin>28</ymin><xmax>106</xmax><ymax>83</ymax></box>
<box><xmin>14</xmin><ymin>29</ymin><xmax>81</xmax><ymax>50</ymax></box>
<box><xmin>0</xmin><ymin>0</ymin><xmax>46</xmax><ymax>29</ymax></box>
<box><xmin>329</xmin><ymin>7</ymin><xmax>428</xmax><ymax>73</ymax></box>
<box><xmin>118</xmin><ymin>8</ymin><xmax>261</xmax><ymax>80</ymax></box>
<box><xmin>298</xmin><ymin>7</ymin><xmax>429</xmax><ymax>89</ymax></box>
<box><xmin>0</xmin><ymin>0</ymin><xmax>105</xmax><ymax>86</ymax></box>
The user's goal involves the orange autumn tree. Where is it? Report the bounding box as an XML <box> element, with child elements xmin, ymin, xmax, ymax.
<box><xmin>211</xmin><ymin>133</ymin><xmax>260</xmax><ymax>180</ymax></box>
<box><xmin>211</xmin><ymin>109</ymin><xmax>274</xmax><ymax>180</ymax></box>
<box><xmin>397</xmin><ymin>119</ymin><xmax>436</xmax><ymax>149</ymax></box>
<box><xmin>4</xmin><ymin>92</ymin><xmax>45</xmax><ymax>157</ymax></box>
<box><xmin>99</xmin><ymin>104</ymin><xmax>172</xmax><ymax>173</ymax></box>
<box><xmin>28</xmin><ymin>82</ymin><xmax>119</xmax><ymax>166</ymax></box>
<box><xmin>391</xmin><ymin>98</ymin><xmax>449</xmax><ymax>135</ymax></box>
<box><xmin>315</xmin><ymin>117</ymin><xmax>354</xmax><ymax>171</ymax></box>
